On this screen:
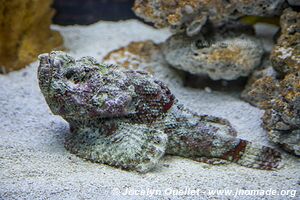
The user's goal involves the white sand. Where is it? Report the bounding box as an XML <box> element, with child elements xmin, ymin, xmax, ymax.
<box><xmin>0</xmin><ymin>20</ymin><xmax>299</xmax><ymax>200</ymax></box>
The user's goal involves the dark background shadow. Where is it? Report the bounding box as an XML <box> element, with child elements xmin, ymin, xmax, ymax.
<box><xmin>53</xmin><ymin>0</ymin><xmax>139</xmax><ymax>25</ymax></box>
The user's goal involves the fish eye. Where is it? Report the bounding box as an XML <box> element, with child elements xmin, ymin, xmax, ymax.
<box><xmin>65</xmin><ymin>69</ymin><xmax>76</xmax><ymax>79</ymax></box>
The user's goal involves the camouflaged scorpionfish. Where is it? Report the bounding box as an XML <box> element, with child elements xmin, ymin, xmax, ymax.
<box><xmin>38</xmin><ymin>51</ymin><xmax>282</xmax><ymax>173</ymax></box>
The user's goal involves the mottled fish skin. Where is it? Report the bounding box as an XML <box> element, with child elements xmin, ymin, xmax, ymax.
<box><xmin>38</xmin><ymin>51</ymin><xmax>282</xmax><ymax>172</ymax></box>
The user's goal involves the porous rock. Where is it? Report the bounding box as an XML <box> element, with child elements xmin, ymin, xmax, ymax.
<box><xmin>162</xmin><ymin>25</ymin><xmax>264</xmax><ymax>80</ymax></box>
<box><xmin>262</xmin><ymin>72</ymin><xmax>300</xmax><ymax>156</ymax></box>
<box><xmin>241</xmin><ymin>57</ymin><xmax>280</xmax><ymax>108</ymax></box>
<box><xmin>287</xmin><ymin>0</ymin><xmax>300</xmax><ymax>6</ymax></box>
<box><xmin>102</xmin><ymin>40</ymin><xmax>183</xmax><ymax>87</ymax></box>
<box><xmin>271</xmin><ymin>8</ymin><xmax>300</xmax><ymax>75</ymax></box>
<box><xmin>133</xmin><ymin>0</ymin><xmax>285</xmax><ymax>36</ymax></box>
<box><xmin>243</xmin><ymin>9</ymin><xmax>300</xmax><ymax>156</ymax></box>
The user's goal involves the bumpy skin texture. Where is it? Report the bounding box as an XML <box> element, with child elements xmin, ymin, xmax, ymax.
<box><xmin>271</xmin><ymin>8</ymin><xmax>300</xmax><ymax>75</ymax></box>
<box><xmin>133</xmin><ymin>0</ymin><xmax>285</xmax><ymax>36</ymax></box>
<box><xmin>162</xmin><ymin>25</ymin><xmax>264</xmax><ymax>80</ymax></box>
<box><xmin>38</xmin><ymin>51</ymin><xmax>282</xmax><ymax>172</ymax></box>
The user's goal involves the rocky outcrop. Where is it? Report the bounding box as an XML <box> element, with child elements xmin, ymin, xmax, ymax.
<box><xmin>242</xmin><ymin>8</ymin><xmax>300</xmax><ymax>156</ymax></box>
<box><xmin>133</xmin><ymin>0</ymin><xmax>285</xmax><ymax>36</ymax></box>
<box><xmin>162</xmin><ymin>25</ymin><xmax>264</xmax><ymax>80</ymax></box>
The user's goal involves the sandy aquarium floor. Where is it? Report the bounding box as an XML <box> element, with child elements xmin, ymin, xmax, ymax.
<box><xmin>0</xmin><ymin>20</ymin><xmax>299</xmax><ymax>200</ymax></box>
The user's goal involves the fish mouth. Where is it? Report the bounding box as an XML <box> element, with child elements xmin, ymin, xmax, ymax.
<box><xmin>38</xmin><ymin>53</ymin><xmax>55</xmax><ymax>93</ymax></box>
<box><xmin>38</xmin><ymin>53</ymin><xmax>49</xmax><ymax>62</ymax></box>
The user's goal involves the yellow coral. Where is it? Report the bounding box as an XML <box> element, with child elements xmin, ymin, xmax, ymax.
<box><xmin>0</xmin><ymin>0</ymin><xmax>63</xmax><ymax>73</ymax></box>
